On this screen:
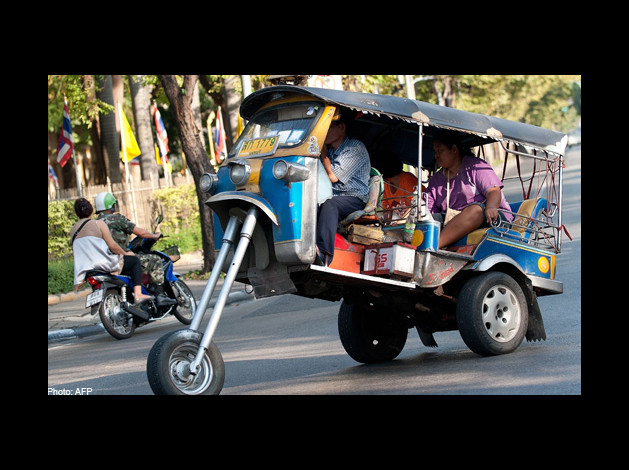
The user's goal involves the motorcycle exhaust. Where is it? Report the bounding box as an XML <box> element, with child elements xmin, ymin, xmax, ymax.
<box><xmin>121</xmin><ymin>301</ymin><xmax>150</xmax><ymax>321</ymax></box>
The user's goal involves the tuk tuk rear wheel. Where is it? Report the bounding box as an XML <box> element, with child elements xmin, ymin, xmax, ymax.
<box><xmin>338</xmin><ymin>299</ymin><xmax>407</xmax><ymax>364</ymax></box>
<box><xmin>456</xmin><ymin>272</ymin><xmax>528</xmax><ymax>356</ymax></box>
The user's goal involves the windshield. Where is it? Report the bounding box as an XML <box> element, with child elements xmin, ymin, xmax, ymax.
<box><xmin>229</xmin><ymin>101</ymin><xmax>324</xmax><ymax>158</ymax></box>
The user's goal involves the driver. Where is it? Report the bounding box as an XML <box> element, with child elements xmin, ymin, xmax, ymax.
<box><xmin>317</xmin><ymin>109</ymin><xmax>371</xmax><ymax>266</ymax></box>
<box><xmin>94</xmin><ymin>192</ymin><xmax>173</xmax><ymax>304</ymax></box>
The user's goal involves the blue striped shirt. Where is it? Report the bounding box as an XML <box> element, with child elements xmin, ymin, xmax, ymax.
<box><xmin>328</xmin><ymin>137</ymin><xmax>370</xmax><ymax>202</ymax></box>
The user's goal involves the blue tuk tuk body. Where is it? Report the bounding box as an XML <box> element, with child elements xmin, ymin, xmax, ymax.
<box><xmin>208</xmin><ymin>86</ymin><xmax>565</xmax><ymax>296</ymax></box>
<box><xmin>146</xmin><ymin>85</ymin><xmax>569</xmax><ymax>395</ymax></box>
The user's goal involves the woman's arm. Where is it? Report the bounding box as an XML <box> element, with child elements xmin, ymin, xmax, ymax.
<box><xmin>484</xmin><ymin>186</ymin><xmax>503</xmax><ymax>223</ymax></box>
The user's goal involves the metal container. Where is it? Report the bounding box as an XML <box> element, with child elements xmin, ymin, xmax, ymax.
<box><xmin>413</xmin><ymin>220</ymin><xmax>440</xmax><ymax>251</ymax></box>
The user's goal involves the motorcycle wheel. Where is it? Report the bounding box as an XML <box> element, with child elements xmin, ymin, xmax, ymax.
<box><xmin>146</xmin><ymin>329</ymin><xmax>224</xmax><ymax>395</ymax></box>
<box><xmin>171</xmin><ymin>280</ymin><xmax>195</xmax><ymax>325</ymax></box>
<box><xmin>97</xmin><ymin>288</ymin><xmax>136</xmax><ymax>340</ymax></box>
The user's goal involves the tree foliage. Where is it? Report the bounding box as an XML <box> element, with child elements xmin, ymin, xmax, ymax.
<box><xmin>48</xmin><ymin>199</ymin><xmax>78</xmax><ymax>260</ymax></box>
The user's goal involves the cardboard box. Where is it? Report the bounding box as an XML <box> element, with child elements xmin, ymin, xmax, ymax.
<box><xmin>362</xmin><ymin>242</ymin><xmax>415</xmax><ymax>278</ymax></box>
<box><xmin>347</xmin><ymin>224</ymin><xmax>384</xmax><ymax>245</ymax></box>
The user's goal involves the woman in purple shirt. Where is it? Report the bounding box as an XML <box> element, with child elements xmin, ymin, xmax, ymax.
<box><xmin>426</xmin><ymin>130</ymin><xmax>512</xmax><ymax>249</ymax></box>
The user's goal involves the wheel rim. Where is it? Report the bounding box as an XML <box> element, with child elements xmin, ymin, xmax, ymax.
<box><xmin>103</xmin><ymin>295</ymin><xmax>133</xmax><ymax>335</ymax></box>
<box><xmin>481</xmin><ymin>284</ymin><xmax>522</xmax><ymax>343</ymax></box>
<box><xmin>168</xmin><ymin>341</ymin><xmax>213</xmax><ymax>395</ymax></box>
<box><xmin>173</xmin><ymin>282</ymin><xmax>196</xmax><ymax>320</ymax></box>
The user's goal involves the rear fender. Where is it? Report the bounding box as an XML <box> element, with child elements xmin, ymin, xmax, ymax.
<box><xmin>467</xmin><ymin>253</ymin><xmax>524</xmax><ymax>274</ymax></box>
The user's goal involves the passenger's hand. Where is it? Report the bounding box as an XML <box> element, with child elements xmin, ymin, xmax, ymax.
<box><xmin>485</xmin><ymin>207</ymin><xmax>499</xmax><ymax>224</ymax></box>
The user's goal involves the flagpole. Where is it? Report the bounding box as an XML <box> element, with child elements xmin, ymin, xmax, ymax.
<box><xmin>72</xmin><ymin>142</ymin><xmax>82</xmax><ymax>197</ymax></box>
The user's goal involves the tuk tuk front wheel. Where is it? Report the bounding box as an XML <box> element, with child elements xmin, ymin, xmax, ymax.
<box><xmin>338</xmin><ymin>299</ymin><xmax>407</xmax><ymax>364</ymax></box>
<box><xmin>146</xmin><ymin>329</ymin><xmax>224</xmax><ymax>395</ymax></box>
<box><xmin>456</xmin><ymin>271</ymin><xmax>528</xmax><ymax>356</ymax></box>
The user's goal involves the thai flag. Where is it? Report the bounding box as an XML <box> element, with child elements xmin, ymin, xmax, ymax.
<box><xmin>57</xmin><ymin>99</ymin><xmax>73</xmax><ymax>167</ymax></box>
<box><xmin>214</xmin><ymin>106</ymin><xmax>227</xmax><ymax>164</ymax></box>
<box><xmin>48</xmin><ymin>163</ymin><xmax>59</xmax><ymax>187</ymax></box>
<box><xmin>153</xmin><ymin>105</ymin><xmax>169</xmax><ymax>163</ymax></box>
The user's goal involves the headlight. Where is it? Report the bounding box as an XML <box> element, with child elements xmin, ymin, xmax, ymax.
<box><xmin>272</xmin><ymin>160</ymin><xmax>311</xmax><ymax>182</ymax></box>
<box><xmin>228</xmin><ymin>160</ymin><xmax>251</xmax><ymax>186</ymax></box>
<box><xmin>199</xmin><ymin>172</ymin><xmax>218</xmax><ymax>194</ymax></box>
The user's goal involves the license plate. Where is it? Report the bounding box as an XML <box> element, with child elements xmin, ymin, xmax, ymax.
<box><xmin>237</xmin><ymin>136</ymin><xmax>280</xmax><ymax>157</ymax></box>
<box><xmin>86</xmin><ymin>289</ymin><xmax>104</xmax><ymax>307</ymax></box>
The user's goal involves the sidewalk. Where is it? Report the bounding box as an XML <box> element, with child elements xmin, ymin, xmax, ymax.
<box><xmin>48</xmin><ymin>251</ymin><xmax>253</xmax><ymax>343</ymax></box>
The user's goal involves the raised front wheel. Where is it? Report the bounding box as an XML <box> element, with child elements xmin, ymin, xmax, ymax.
<box><xmin>146</xmin><ymin>329</ymin><xmax>224</xmax><ymax>395</ymax></box>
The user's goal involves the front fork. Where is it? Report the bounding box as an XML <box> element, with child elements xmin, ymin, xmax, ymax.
<box><xmin>188</xmin><ymin>206</ymin><xmax>259</xmax><ymax>377</ymax></box>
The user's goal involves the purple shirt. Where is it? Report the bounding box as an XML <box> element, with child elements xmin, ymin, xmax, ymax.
<box><xmin>426</xmin><ymin>155</ymin><xmax>513</xmax><ymax>221</ymax></box>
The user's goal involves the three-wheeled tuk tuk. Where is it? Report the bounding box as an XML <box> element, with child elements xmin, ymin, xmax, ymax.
<box><xmin>146</xmin><ymin>84</ymin><xmax>568</xmax><ymax>395</ymax></box>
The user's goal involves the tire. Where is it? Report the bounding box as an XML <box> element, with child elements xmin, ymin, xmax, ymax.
<box><xmin>456</xmin><ymin>271</ymin><xmax>528</xmax><ymax>356</ymax></box>
<box><xmin>146</xmin><ymin>329</ymin><xmax>225</xmax><ymax>395</ymax></box>
<box><xmin>171</xmin><ymin>280</ymin><xmax>195</xmax><ymax>325</ymax></box>
<box><xmin>97</xmin><ymin>288</ymin><xmax>136</xmax><ymax>340</ymax></box>
<box><xmin>338</xmin><ymin>300</ymin><xmax>407</xmax><ymax>364</ymax></box>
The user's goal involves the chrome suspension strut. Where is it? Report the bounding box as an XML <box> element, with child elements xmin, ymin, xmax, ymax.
<box><xmin>189</xmin><ymin>206</ymin><xmax>259</xmax><ymax>377</ymax></box>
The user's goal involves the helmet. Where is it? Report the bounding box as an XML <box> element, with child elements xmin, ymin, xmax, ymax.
<box><xmin>95</xmin><ymin>192</ymin><xmax>117</xmax><ymax>212</ymax></box>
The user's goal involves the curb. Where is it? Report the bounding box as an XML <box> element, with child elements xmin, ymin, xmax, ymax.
<box><xmin>48</xmin><ymin>289</ymin><xmax>90</xmax><ymax>306</ymax></box>
<box><xmin>48</xmin><ymin>324</ymin><xmax>105</xmax><ymax>344</ymax></box>
<box><xmin>48</xmin><ymin>287</ymin><xmax>254</xmax><ymax>344</ymax></box>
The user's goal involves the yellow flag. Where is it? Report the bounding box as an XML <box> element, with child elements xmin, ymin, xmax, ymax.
<box><xmin>120</xmin><ymin>109</ymin><xmax>141</xmax><ymax>162</ymax></box>
<box><xmin>155</xmin><ymin>143</ymin><xmax>162</xmax><ymax>165</ymax></box>
<box><xmin>236</xmin><ymin>114</ymin><xmax>243</xmax><ymax>138</ymax></box>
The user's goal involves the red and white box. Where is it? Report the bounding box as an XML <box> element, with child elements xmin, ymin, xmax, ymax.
<box><xmin>362</xmin><ymin>242</ymin><xmax>415</xmax><ymax>278</ymax></box>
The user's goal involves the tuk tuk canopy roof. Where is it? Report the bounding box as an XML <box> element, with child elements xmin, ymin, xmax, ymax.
<box><xmin>240</xmin><ymin>85</ymin><xmax>567</xmax><ymax>169</ymax></box>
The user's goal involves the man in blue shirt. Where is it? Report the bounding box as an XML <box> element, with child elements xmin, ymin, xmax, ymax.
<box><xmin>317</xmin><ymin>111</ymin><xmax>370</xmax><ymax>265</ymax></box>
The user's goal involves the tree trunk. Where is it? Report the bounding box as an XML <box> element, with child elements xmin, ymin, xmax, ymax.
<box><xmin>129</xmin><ymin>75</ymin><xmax>159</xmax><ymax>182</ymax></box>
<box><xmin>442</xmin><ymin>76</ymin><xmax>456</xmax><ymax>108</ymax></box>
<box><xmin>95</xmin><ymin>75</ymin><xmax>121</xmax><ymax>183</ymax></box>
<box><xmin>222</xmin><ymin>75</ymin><xmax>240</xmax><ymax>148</ymax></box>
<box><xmin>82</xmin><ymin>75</ymin><xmax>107</xmax><ymax>185</ymax></box>
<box><xmin>158</xmin><ymin>75</ymin><xmax>216</xmax><ymax>271</ymax></box>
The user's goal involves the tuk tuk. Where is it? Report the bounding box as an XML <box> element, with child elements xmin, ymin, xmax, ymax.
<box><xmin>146</xmin><ymin>84</ymin><xmax>568</xmax><ymax>395</ymax></box>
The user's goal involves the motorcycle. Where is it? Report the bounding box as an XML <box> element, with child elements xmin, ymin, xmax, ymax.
<box><xmin>84</xmin><ymin>216</ymin><xmax>196</xmax><ymax>340</ymax></box>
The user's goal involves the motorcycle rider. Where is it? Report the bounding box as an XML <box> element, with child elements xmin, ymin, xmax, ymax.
<box><xmin>70</xmin><ymin>197</ymin><xmax>153</xmax><ymax>303</ymax></box>
<box><xmin>94</xmin><ymin>192</ymin><xmax>176</xmax><ymax>307</ymax></box>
